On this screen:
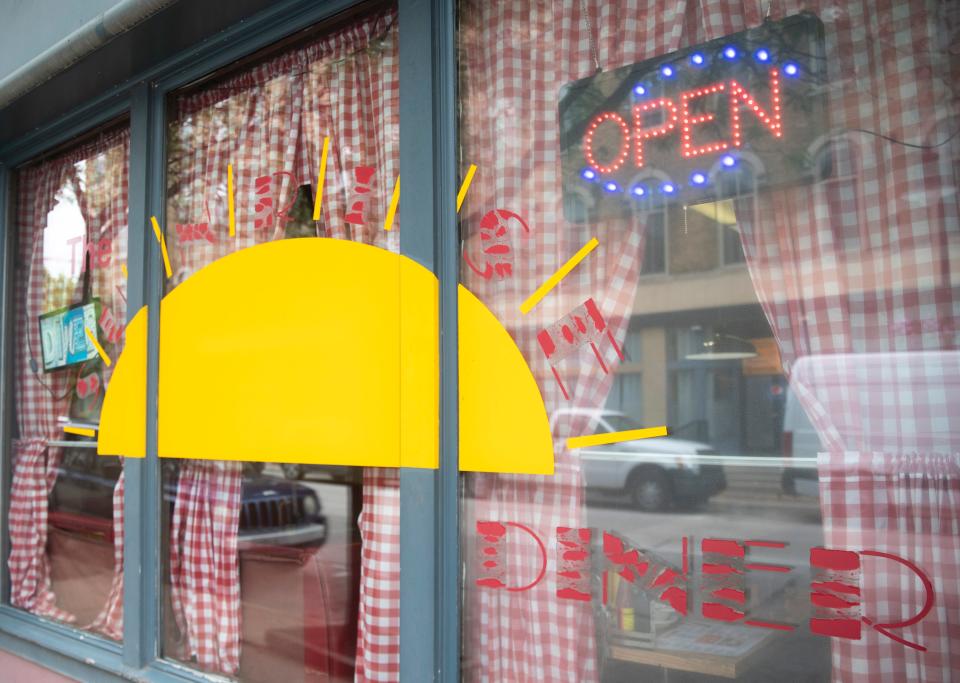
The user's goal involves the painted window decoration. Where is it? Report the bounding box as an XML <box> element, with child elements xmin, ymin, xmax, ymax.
<box><xmin>463</xmin><ymin>209</ymin><xmax>531</xmax><ymax>281</ymax></box>
<box><xmin>537</xmin><ymin>297</ymin><xmax>624</xmax><ymax>400</ymax></box>
<box><xmin>473</xmin><ymin>523</ymin><xmax>937</xmax><ymax>652</ymax></box>
<box><xmin>558</xmin><ymin>13</ymin><xmax>827</xmax><ymax>219</ymax></box>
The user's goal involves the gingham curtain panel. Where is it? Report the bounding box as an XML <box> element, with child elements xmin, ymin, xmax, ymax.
<box><xmin>163</xmin><ymin>7</ymin><xmax>399</xmax><ymax>676</ymax></box>
<box><xmin>717</xmin><ymin>0</ymin><xmax>960</xmax><ymax>679</ymax></box>
<box><xmin>10</xmin><ymin>129</ymin><xmax>130</xmax><ymax>626</ymax></box>
<box><xmin>169</xmin><ymin>460</ymin><xmax>244</xmax><ymax>674</ymax></box>
<box><xmin>457</xmin><ymin>0</ymin><xmax>686</xmax><ymax>679</ymax></box>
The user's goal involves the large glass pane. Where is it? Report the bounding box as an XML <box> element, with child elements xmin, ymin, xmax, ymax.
<box><xmin>160</xmin><ymin>5</ymin><xmax>398</xmax><ymax>680</ymax></box>
<box><xmin>7</xmin><ymin>124</ymin><xmax>129</xmax><ymax>640</ymax></box>
<box><xmin>459</xmin><ymin>2</ymin><xmax>959</xmax><ymax>682</ymax></box>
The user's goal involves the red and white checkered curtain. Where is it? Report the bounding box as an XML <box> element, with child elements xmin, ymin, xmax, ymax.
<box><xmin>168</xmin><ymin>461</ymin><xmax>244</xmax><ymax>672</ymax></box>
<box><xmin>9</xmin><ymin>129</ymin><xmax>129</xmax><ymax>626</ymax></box>
<box><xmin>456</xmin><ymin>1</ymin><xmax>711</xmax><ymax>679</ymax></box>
<box><xmin>162</xmin><ymin>7</ymin><xmax>398</xmax><ymax>677</ymax></box>
<box><xmin>699</xmin><ymin>0</ymin><xmax>960</xmax><ymax>679</ymax></box>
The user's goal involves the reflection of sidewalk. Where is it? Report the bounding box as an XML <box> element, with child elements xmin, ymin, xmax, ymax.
<box><xmin>713</xmin><ymin>467</ymin><xmax>819</xmax><ymax>508</ymax></box>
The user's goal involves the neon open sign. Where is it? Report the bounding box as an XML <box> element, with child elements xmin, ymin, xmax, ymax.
<box><xmin>559</xmin><ymin>14</ymin><xmax>826</xmax><ymax>219</ymax></box>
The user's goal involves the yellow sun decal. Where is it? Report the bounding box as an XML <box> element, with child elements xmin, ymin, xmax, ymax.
<box><xmin>98</xmin><ymin>237</ymin><xmax>554</xmax><ymax>475</ymax></box>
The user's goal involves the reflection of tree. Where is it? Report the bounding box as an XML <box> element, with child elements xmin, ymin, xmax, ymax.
<box><xmin>43</xmin><ymin>268</ymin><xmax>77</xmax><ymax>312</ymax></box>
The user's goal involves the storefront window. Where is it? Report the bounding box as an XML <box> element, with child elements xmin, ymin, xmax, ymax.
<box><xmin>459</xmin><ymin>2</ymin><xmax>958</xmax><ymax>682</ymax></box>
<box><xmin>160</xmin><ymin>5</ymin><xmax>397</xmax><ymax>679</ymax></box>
<box><xmin>7</xmin><ymin>124</ymin><xmax>129</xmax><ymax>640</ymax></box>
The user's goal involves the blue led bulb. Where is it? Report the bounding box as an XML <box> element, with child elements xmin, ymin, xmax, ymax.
<box><xmin>721</xmin><ymin>154</ymin><xmax>737</xmax><ymax>168</ymax></box>
<box><xmin>633</xmin><ymin>83</ymin><xmax>647</xmax><ymax>97</ymax></box>
<box><xmin>690</xmin><ymin>52</ymin><xmax>705</xmax><ymax>66</ymax></box>
<box><xmin>754</xmin><ymin>48</ymin><xmax>770</xmax><ymax>63</ymax></box>
<box><xmin>722</xmin><ymin>46</ymin><xmax>737</xmax><ymax>60</ymax></box>
<box><xmin>604</xmin><ymin>181</ymin><xmax>621</xmax><ymax>193</ymax></box>
<box><xmin>581</xmin><ymin>168</ymin><xmax>597</xmax><ymax>181</ymax></box>
<box><xmin>660</xmin><ymin>182</ymin><xmax>676</xmax><ymax>195</ymax></box>
<box><xmin>783</xmin><ymin>62</ymin><xmax>800</xmax><ymax>77</ymax></box>
<box><xmin>660</xmin><ymin>65</ymin><xmax>675</xmax><ymax>78</ymax></box>
<box><xmin>690</xmin><ymin>172</ymin><xmax>707</xmax><ymax>186</ymax></box>
<box><xmin>631</xmin><ymin>184</ymin><xmax>647</xmax><ymax>198</ymax></box>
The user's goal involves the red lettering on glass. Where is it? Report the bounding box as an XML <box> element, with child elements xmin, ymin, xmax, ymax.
<box><xmin>98</xmin><ymin>305</ymin><xmax>124</xmax><ymax>345</ymax></box>
<box><xmin>475</xmin><ymin>521</ymin><xmax>507</xmax><ymax>589</ymax></box>
<box><xmin>176</xmin><ymin>204</ymin><xmax>215</xmax><ymax>244</ymax></box>
<box><xmin>556</xmin><ymin>527</ymin><xmax>592</xmax><ymax>602</ymax></box>
<box><xmin>679</xmin><ymin>84</ymin><xmax>728</xmax><ymax>159</ymax></box>
<box><xmin>463</xmin><ymin>209</ymin><xmax>531</xmax><ymax>280</ymax></box>
<box><xmin>859</xmin><ymin>550</ymin><xmax>935</xmax><ymax>652</ymax></box>
<box><xmin>537</xmin><ymin>298</ymin><xmax>625</xmax><ymax>400</ymax></box>
<box><xmin>702</xmin><ymin>538</ymin><xmax>796</xmax><ymax>630</ymax></box>
<box><xmin>632</xmin><ymin>98</ymin><xmax>679</xmax><ymax>169</ymax></box>
<box><xmin>66</xmin><ymin>237</ymin><xmax>114</xmax><ymax>274</ymax></box>
<box><xmin>472</xmin><ymin>526</ymin><xmax>935</xmax><ymax>651</ymax></box>
<box><xmin>96</xmin><ymin>238</ymin><xmax>113</xmax><ymax>268</ymax></box>
<box><xmin>702</xmin><ymin>538</ymin><xmax>747</xmax><ymax>622</ymax></box>
<box><xmin>584</xmin><ymin>112</ymin><xmax>631</xmax><ymax>174</ymax></box>
<box><xmin>345</xmin><ymin>166</ymin><xmax>377</xmax><ymax>226</ymax></box>
<box><xmin>253</xmin><ymin>172</ymin><xmax>298</xmax><ymax>231</ymax></box>
<box><xmin>809</xmin><ymin>547</ymin><xmax>862</xmax><ymax>640</ymax></box>
<box><xmin>474</xmin><ymin>521</ymin><xmax>547</xmax><ymax>593</ymax></box>
<box><xmin>601</xmin><ymin>532</ymin><xmax>688</xmax><ymax>616</ymax></box>
<box><xmin>76</xmin><ymin>372</ymin><xmax>100</xmax><ymax>400</ymax></box>
<box><xmin>67</xmin><ymin>235</ymin><xmax>85</xmax><ymax>276</ymax></box>
<box><xmin>728</xmin><ymin>68</ymin><xmax>782</xmax><ymax>147</ymax></box>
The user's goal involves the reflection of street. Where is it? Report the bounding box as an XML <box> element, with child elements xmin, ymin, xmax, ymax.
<box><xmin>256</xmin><ymin>464</ymin><xmax>360</xmax><ymax>683</ymax></box>
<box><xmin>586</xmin><ymin>496</ymin><xmax>823</xmax><ymax>566</ymax></box>
<box><xmin>262</xmin><ymin>461</ymin><xmax>360</xmax><ymax>602</ymax></box>
<box><xmin>586</xmin><ymin>465</ymin><xmax>830</xmax><ymax>683</ymax></box>
<box><xmin>587</xmin><ymin>464</ymin><xmax>822</xmax><ymax>565</ymax></box>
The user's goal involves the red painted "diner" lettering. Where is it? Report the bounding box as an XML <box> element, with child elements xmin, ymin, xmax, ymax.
<box><xmin>474</xmin><ymin>522</ymin><xmax>935</xmax><ymax>651</ymax></box>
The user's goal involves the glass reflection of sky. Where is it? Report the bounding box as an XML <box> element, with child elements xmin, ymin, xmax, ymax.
<box><xmin>43</xmin><ymin>178</ymin><xmax>87</xmax><ymax>279</ymax></box>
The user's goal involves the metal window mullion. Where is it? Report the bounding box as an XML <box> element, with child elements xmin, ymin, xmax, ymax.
<box><xmin>122</xmin><ymin>81</ymin><xmax>163</xmax><ymax>668</ymax></box>
<box><xmin>0</xmin><ymin>162</ymin><xmax>11</xmax><ymax>605</ymax></box>
<box><xmin>398</xmin><ymin>0</ymin><xmax>460</xmax><ymax>681</ymax></box>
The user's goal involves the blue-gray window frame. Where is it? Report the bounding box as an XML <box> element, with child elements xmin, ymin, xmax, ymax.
<box><xmin>0</xmin><ymin>0</ymin><xmax>459</xmax><ymax>680</ymax></box>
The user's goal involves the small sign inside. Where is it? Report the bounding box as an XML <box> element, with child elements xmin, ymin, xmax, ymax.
<box><xmin>559</xmin><ymin>14</ymin><xmax>826</xmax><ymax>220</ymax></box>
<box><xmin>39</xmin><ymin>301</ymin><xmax>100</xmax><ymax>372</ymax></box>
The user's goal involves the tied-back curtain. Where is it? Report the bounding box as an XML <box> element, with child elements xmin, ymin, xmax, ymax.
<box><xmin>169</xmin><ymin>461</ymin><xmax>243</xmax><ymax>672</ymax></box>
<box><xmin>694</xmin><ymin>0</ymin><xmax>960</xmax><ymax>679</ymax></box>
<box><xmin>456</xmin><ymin>1</ymin><xmax>709</xmax><ymax>680</ymax></box>
<box><xmin>162</xmin><ymin>7</ymin><xmax>398</xmax><ymax>677</ymax></box>
<box><xmin>10</xmin><ymin>128</ymin><xmax>130</xmax><ymax>625</ymax></box>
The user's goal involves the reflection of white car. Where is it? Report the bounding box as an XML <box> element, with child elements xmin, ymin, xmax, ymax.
<box><xmin>556</xmin><ymin>409</ymin><xmax>726</xmax><ymax>511</ymax></box>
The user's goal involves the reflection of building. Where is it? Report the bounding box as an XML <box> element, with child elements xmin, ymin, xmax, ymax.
<box><xmin>604</xmin><ymin>199</ymin><xmax>786</xmax><ymax>456</ymax></box>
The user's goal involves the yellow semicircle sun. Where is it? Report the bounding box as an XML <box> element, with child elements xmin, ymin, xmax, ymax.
<box><xmin>98</xmin><ymin>237</ymin><xmax>553</xmax><ymax>475</ymax></box>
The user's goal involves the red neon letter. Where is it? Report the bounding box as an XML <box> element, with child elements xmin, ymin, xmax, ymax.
<box><xmin>632</xmin><ymin>98</ymin><xmax>678</xmax><ymax>169</ymax></box>
<box><xmin>729</xmin><ymin>68</ymin><xmax>783</xmax><ymax>147</ymax></box>
<box><xmin>583</xmin><ymin>112</ymin><xmax>631</xmax><ymax>174</ymax></box>
<box><xmin>679</xmin><ymin>83</ymin><xmax>729</xmax><ymax>159</ymax></box>
<box><xmin>556</xmin><ymin>527</ymin><xmax>592</xmax><ymax>601</ymax></box>
<box><xmin>474</xmin><ymin>521</ymin><xmax>547</xmax><ymax>592</ymax></box>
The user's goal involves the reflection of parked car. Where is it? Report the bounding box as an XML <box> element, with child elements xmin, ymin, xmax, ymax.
<box><xmin>279</xmin><ymin>462</ymin><xmax>361</xmax><ymax>484</ymax></box>
<box><xmin>46</xmin><ymin>440</ymin><xmax>359</xmax><ymax>681</ymax></box>
<box><xmin>50</xmin><ymin>444</ymin><xmax>328</xmax><ymax>548</ymax></box>
<box><xmin>555</xmin><ymin>409</ymin><xmax>726</xmax><ymax>511</ymax></box>
<box><xmin>779</xmin><ymin>389</ymin><xmax>822</xmax><ymax>497</ymax></box>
